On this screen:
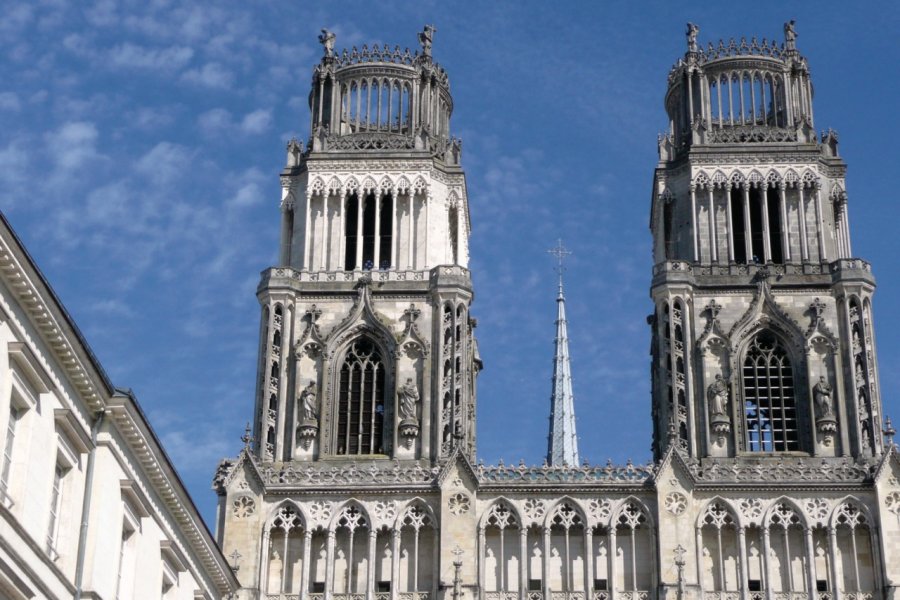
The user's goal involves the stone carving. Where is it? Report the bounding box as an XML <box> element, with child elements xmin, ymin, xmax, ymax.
<box><xmin>232</xmin><ymin>496</ymin><xmax>255</xmax><ymax>518</ymax></box>
<box><xmin>307</xmin><ymin>500</ymin><xmax>332</xmax><ymax>525</ymax></box>
<box><xmin>418</xmin><ymin>25</ymin><xmax>435</xmax><ymax>57</ymax></box>
<box><xmin>476</xmin><ymin>459</ymin><xmax>654</xmax><ymax>484</ymax></box>
<box><xmin>398</xmin><ymin>377</ymin><xmax>420</xmax><ymax>448</ymax></box>
<box><xmin>739</xmin><ymin>498</ymin><xmax>764</xmax><ymax>521</ymax></box>
<box><xmin>448</xmin><ymin>492</ymin><xmax>470</xmax><ymax>515</ymax></box>
<box><xmin>318</xmin><ymin>29</ymin><xmax>336</xmax><ymax>58</ymax></box>
<box><xmin>707</xmin><ymin>374</ymin><xmax>731</xmax><ymax>445</ymax></box>
<box><xmin>665</xmin><ymin>492</ymin><xmax>687</xmax><ymax>516</ymax></box>
<box><xmin>689</xmin><ymin>457</ymin><xmax>873</xmax><ymax>483</ymax></box>
<box><xmin>264</xmin><ymin>461</ymin><xmax>439</xmax><ymax>487</ymax></box>
<box><xmin>587</xmin><ymin>499</ymin><xmax>612</xmax><ymax>522</ymax></box>
<box><xmin>374</xmin><ymin>500</ymin><xmax>396</xmax><ymax>525</ymax></box>
<box><xmin>784</xmin><ymin>20</ymin><xmax>797</xmax><ymax>49</ymax></box>
<box><xmin>804</xmin><ymin>498</ymin><xmax>830</xmax><ymax>523</ymax></box>
<box><xmin>885</xmin><ymin>492</ymin><xmax>900</xmax><ymax>518</ymax></box>
<box><xmin>296</xmin><ymin>381</ymin><xmax>319</xmax><ymax>451</ymax></box>
<box><xmin>523</xmin><ymin>498</ymin><xmax>545</xmax><ymax>522</ymax></box>
<box><xmin>686</xmin><ymin>23</ymin><xmax>700</xmax><ymax>53</ymax></box>
<box><xmin>814</xmin><ymin>376</ymin><xmax>837</xmax><ymax>442</ymax></box>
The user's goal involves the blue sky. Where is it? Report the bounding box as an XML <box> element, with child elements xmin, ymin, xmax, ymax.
<box><xmin>3</xmin><ymin>2</ymin><xmax>900</xmax><ymax>528</ymax></box>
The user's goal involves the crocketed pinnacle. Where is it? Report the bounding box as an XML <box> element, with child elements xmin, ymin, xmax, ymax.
<box><xmin>547</xmin><ymin>241</ymin><xmax>579</xmax><ymax>466</ymax></box>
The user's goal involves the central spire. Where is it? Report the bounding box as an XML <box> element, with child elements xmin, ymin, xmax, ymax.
<box><xmin>547</xmin><ymin>239</ymin><xmax>579</xmax><ymax>466</ymax></box>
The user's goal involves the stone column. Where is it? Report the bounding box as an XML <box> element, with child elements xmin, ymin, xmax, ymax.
<box><xmin>391</xmin><ymin>191</ymin><xmax>399</xmax><ymax>269</ymax></box>
<box><xmin>742</xmin><ymin>185</ymin><xmax>753</xmax><ymax>262</ymax></box>
<box><xmin>391</xmin><ymin>529</ymin><xmax>401</xmax><ymax>600</ymax></box>
<box><xmin>814</xmin><ymin>183</ymin><xmax>827</xmax><ymax>261</ymax></box>
<box><xmin>738</xmin><ymin>528</ymin><xmax>749</xmax><ymax>600</ymax></box>
<box><xmin>726</xmin><ymin>185</ymin><xmax>735</xmax><ymax>262</ymax></box>
<box><xmin>762</xmin><ymin>528</ymin><xmax>772</xmax><ymax>600</ymax></box>
<box><xmin>708</xmin><ymin>187</ymin><xmax>718</xmax><ymax>263</ymax></box>
<box><xmin>479</xmin><ymin>527</ymin><xmax>486</xmax><ymax>600</ymax></box>
<box><xmin>339</xmin><ymin>190</ymin><xmax>347</xmax><ymax>270</ymax></box>
<box><xmin>408</xmin><ymin>194</ymin><xmax>416</xmax><ymax>269</ymax></box>
<box><xmin>779</xmin><ymin>184</ymin><xmax>790</xmax><ymax>262</ymax></box>
<box><xmin>302</xmin><ymin>529</ymin><xmax>313</xmax><ymax>600</ymax></box>
<box><xmin>304</xmin><ymin>192</ymin><xmax>313</xmax><ymax>270</ymax></box>
<box><xmin>608</xmin><ymin>529</ymin><xmax>617</xmax><ymax>600</ymax></box>
<box><xmin>798</xmin><ymin>186</ymin><xmax>809</xmax><ymax>262</ymax></box>
<box><xmin>280</xmin><ymin>203</ymin><xmax>294</xmax><ymax>267</ymax></box>
<box><xmin>542</xmin><ymin>527</ymin><xmax>551</xmax><ymax>600</ymax></box>
<box><xmin>519</xmin><ymin>528</ymin><xmax>528</xmax><ymax>600</ymax></box>
<box><xmin>690</xmin><ymin>185</ymin><xmax>699</xmax><ymax>262</ymax></box>
<box><xmin>322</xmin><ymin>192</ymin><xmax>331</xmax><ymax>271</ymax></box>
<box><xmin>326</xmin><ymin>530</ymin><xmax>336</xmax><ymax>600</ymax></box>
<box><xmin>585</xmin><ymin>528</ymin><xmax>594</xmax><ymax>595</ymax></box>
<box><xmin>356</xmin><ymin>192</ymin><xmax>365</xmax><ymax>270</ymax></box>
<box><xmin>374</xmin><ymin>192</ymin><xmax>382</xmax><ymax>270</ymax></box>
<box><xmin>367</xmin><ymin>529</ymin><xmax>377</xmax><ymax>600</ymax></box>
<box><xmin>827</xmin><ymin>528</ymin><xmax>840</xmax><ymax>600</ymax></box>
<box><xmin>804</xmin><ymin>528</ymin><xmax>816</xmax><ymax>596</ymax></box>
<box><xmin>760</xmin><ymin>188</ymin><xmax>772</xmax><ymax>262</ymax></box>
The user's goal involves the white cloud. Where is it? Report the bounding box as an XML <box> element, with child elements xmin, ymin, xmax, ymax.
<box><xmin>0</xmin><ymin>92</ymin><xmax>21</xmax><ymax>111</ymax></box>
<box><xmin>181</xmin><ymin>62</ymin><xmax>234</xmax><ymax>89</ymax></box>
<box><xmin>198</xmin><ymin>107</ymin><xmax>232</xmax><ymax>132</ymax></box>
<box><xmin>135</xmin><ymin>141</ymin><xmax>192</xmax><ymax>183</ymax></box>
<box><xmin>50</xmin><ymin>121</ymin><xmax>102</xmax><ymax>171</ymax></box>
<box><xmin>240</xmin><ymin>109</ymin><xmax>271</xmax><ymax>134</ymax></box>
<box><xmin>108</xmin><ymin>42</ymin><xmax>194</xmax><ymax>71</ymax></box>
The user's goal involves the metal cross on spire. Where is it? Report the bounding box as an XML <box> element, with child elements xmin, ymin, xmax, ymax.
<box><xmin>547</xmin><ymin>238</ymin><xmax>572</xmax><ymax>299</ymax></box>
<box><xmin>546</xmin><ymin>239</ymin><xmax>579</xmax><ymax>467</ymax></box>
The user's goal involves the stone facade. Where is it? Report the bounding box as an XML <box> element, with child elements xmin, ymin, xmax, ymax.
<box><xmin>0</xmin><ymin>212</ymin><xmax>239</xmax><ymax>599</ymax></box>
<box><xmin>215</xmin><ymin>25</ymin><xmax>900</xmax><ymax>600</ymax></box>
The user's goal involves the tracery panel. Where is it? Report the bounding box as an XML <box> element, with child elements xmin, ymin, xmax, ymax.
<box><xmin>336</xmin><ymin>338</ymin><xmax>386</xmax><ymax>455</ymax></box>
<box><xmin>742</xmin><ymin>332</ymin><xmax>800</xmax><ymax>452</ymax></box>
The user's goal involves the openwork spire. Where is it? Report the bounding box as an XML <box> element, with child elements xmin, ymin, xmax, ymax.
<box><xmin>547</xmin><ymin>239</ymin><xmax>579</xmax><ymax>466</ymax></box>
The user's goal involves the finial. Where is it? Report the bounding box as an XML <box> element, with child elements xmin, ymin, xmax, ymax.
<box><xmin>241</xmin><ymin>422</ymin><xmax>253</xmax><ymax>449</ymax></box>
<box><xmin>547</xmin><ymin>239</ymin><xmax>572</xmax><ymax>299</ymax></box>
<box><xmin>884</xmin><ymin>416</ymin><xmax>896</xmax><ymax>448</ymax></box>
<box><xmin>229</xmin><ymin>549</ymin><xmax>242</xmax><ymax>572</ymax></box>
<box><xmin>418</xmin><ymin>25</ymin><xmax>436</xmax><ymax>58</ymax></box>
<box><xmin>686</xmin><ymin>23</ymin><xmax>700</xmax><ymax>53</ymax></box>
<box><xmin>318</xmin><ymin>29</ymin><xmax>336</xmax><ymax>58</ymax></box>
<box><xmin>784</xmin><ymin>20</ymin><xmax>797</xmax><ymax>51</ymax></box>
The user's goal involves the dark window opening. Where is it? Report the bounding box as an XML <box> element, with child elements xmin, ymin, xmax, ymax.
<box><xmin>311</xmin><ymin>582</ymin><xmax>325</xmax><ymax>593</ymax></box>
<box><xmin>377</xmin><ymin>582</ymin><xmax>391</xmax><ymax>592</ymax></box>
<box><xmin>749</xmin><ymin>188</ymin><xmax>765</xmax><ymax>263</ymax></box>
<box><xmin>362</xmin><ymin>193</ymin><xmax>376</xmax><ymax>270</ymax></box>
<box><xmin>378</xmin><ymin>193</ymin><xmax>393</xmax><ymax>269</ymax></box>
<box><xmin>817</xmin><ymin>580</ymin><xmax>829</xmax><ymax>592</ymax></box>
<box><xmin>748</xmin><ymin>580</ymin><xmax>762</xmax><ymax>592</ymax></box>
<box><xmin>767</xmin><ymin>186</ymin><xmax>783</xmax><ymax>263</ymax></box>
<box><xmin>528</xmin><ymin>580</ymin><xmax>542</xmax><ymax>591</ymax></box>
<box><xmin>663</xmin><ymin>200</ymin><xmax>675</xmax><ymax>259</ymax></box>
<box><xmin>730</xmin><ymin>188</ymin><xmax>747</xmax><ymax>263</ymax></box>
<box><xmin>594</xmin><ymin>579</ymin><xmax>608</xmax><ymax>591</ymax></box>
<box><xmin>344</xmin><ymin>194</ymin><xmax>359</xmax><ymax>270</ymax></box>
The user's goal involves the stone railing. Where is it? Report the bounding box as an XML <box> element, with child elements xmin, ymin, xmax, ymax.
<box><xmin>334</xmin><ymin>44</ymin><xmax>420</xmax><ymax>66</ymax></box>
<box><xmin>707</xmin><ymin>125</ymin><xmax>797</xmax><ymax>144</ymax></box>
<box><xmin>265</xmin><ymin>595</ymin><xmax>299</xmax><ymax>600</ymax></box>
<box><xmin>592</xmin><ymin>593</ymin><xmax>610</xmax><ymax>600</ymax></box>
<box><xmin>374</xmin><ymin>594</ymin><xmax>391</xmax><ymax>600</ymax></box>
<box><xmin>688</xmin><ymin>456</ymin><xmax>874</xmax><ymax>483</ymax></box>
<box><xmin>616</xmin><ymin>592</ymin><xmax>650</xmax><ymax>600</ymax></box>
<box><xmin>702</xmin><ymin>593</ymin><xmax>741</xmax><ymax>600</ymax></box>
<box><xmin>700</xmin><ymin>37</ymin><xmax>786</xmax><ymax>62</ymax></box>
<box><xmin>477</xmin><ymin>460</ymin><xmax>654</xmax><ymax>485</ymax></box>
<box><xmin>262</xmin><ymin>460</ymin><xmax>439</xmax><ymax>487</ymax></box>
<box><xmin>830</xmin><ymin>259</ymin><xmax>872</xmax><ymax>273</ymax></box>
<box><xmin>398</xmin><ymin>593</ymin><xmax>430</xmax><ymax>600</ymax></box>
<box><xmin>773</xmin><ymin>593</ymin><xmax>809</xmax><ymax>600</ymax></box>
<box><xmin>526</xmin><ymin>593</ymin><xmax>544</xmax><ymax>600</ymax></box>
<box><xmin>262</xmin><ymin>267</ymin><xmax>430</xmax><ymax>285</ymax></box>
<box><xmin>842</xmin><ymin>593</ymin><xmax>874</xmax><ymax>600</ymax></box>
<box><xmin>486</xmin><ymin>593</ymin><xmax>519</xmax><ymax>600</ymax></box>
<box><xmin>550</xmin><ymin>592</ymin><xmax>585</xmax><ymax>600</ymax></box>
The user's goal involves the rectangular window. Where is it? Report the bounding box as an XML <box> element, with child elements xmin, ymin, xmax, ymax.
<box><xmin>46</xmin><ymin>464</ymin><xmax>65</xmax><ymax>558</ymax></box>
<box><xmin>0</xmin><ymin>406</ymin><xmax>19</xmax><ymax>499</ymax></box>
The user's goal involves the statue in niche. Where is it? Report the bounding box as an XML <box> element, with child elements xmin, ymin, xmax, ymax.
<box><xmin>318</xmin><ymin>29</ymin><xmax>336</xmax><ymax>57</ymax></box>
<box><xmin>813</xmin><ymin>376</ymin><xmax>834</xmax><ymax>418</ymax></box>
<box><xmin>398</xmin><ymin>378</ymin><xmax>419</xmax><ymax>423</ymax></box>
<box><xmin>686</xmin><ymin>23</ymin><xmax>700</xmax><ymax>52</ymax></box>
<box><xmin>707</xmin><ymin>374</ymin><xmax>729</xmax><ymax>418</ymax></box>
<box><xmin>298</xmin><ymin>381</ymin><xmax>318</xmax><ymax>422</ymax></box>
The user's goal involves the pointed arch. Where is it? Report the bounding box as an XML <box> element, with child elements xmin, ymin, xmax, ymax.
<box><xmin>265</xmin><ymin>499</ymin><xmax>308</xmax><ymax>530</ymax></box>
<box><xmin>261</xmin><ymin>500</ymin><xmax>308</xmax><ymax>595</ymax></box>
<box><xmin>479</xmin><ymin>497</ymin><xmax>523</xmax><ymax>530</ymax></box>
<box><xmin>396</xmin><ymin>497</ymin><xmax>438</xmax><ymax>531</ymax></box>
<box><xmin>763</xmin><ymin>497</ymin><xmax>809</xmax><ymax>529</ymax></box>
<box><xmin>698</xmin><ymin>498</ymin><xmax>741</xmax><ymax>593</ymax></box>
<box><xmin>696</xmin><ymin>497</ymin><xmax>741</xmax><ymax>530</ymax></box>
<box><xmin>330</xmin><ymin>500</ymin><xmax>372</xmax><ymax>532</ymax></box>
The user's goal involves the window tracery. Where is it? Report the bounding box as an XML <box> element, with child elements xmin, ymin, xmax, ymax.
<box><xmin>336</xmin><ymin>338</ymin><xmax>386</xmax><ymax>455</ymax></box>
<box><xmin>742</xmin><ymin>331</ymin><xmax>800</xmax><ymax>452</ymax></box>
<box><xmin>264</xmin><ymin>504</ymin><xmax>305</xmax><ymax>596</ymax></box>
<box><xmin>699</xmin><ymin>501</ymin><xmax>739</xmax><ymax>593</ymax></box>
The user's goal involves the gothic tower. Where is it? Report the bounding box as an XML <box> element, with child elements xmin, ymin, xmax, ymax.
<box><xmin>254</xmin><ymin>26</ymin><xmax>479</xmax><ymax>466</ymax></box>
<box><xmin>547</xmin><ymin>241</ymin><xmax>579</xmax><ymax>466</ymax></box>
<box><xmin>650</xmin><ymin>21</ymin><xmax>884</xmax><ymax>464</ymax></box>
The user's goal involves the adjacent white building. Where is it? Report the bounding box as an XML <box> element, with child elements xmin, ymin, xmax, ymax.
<box><xmin>0</xmin><ymin>212</ymin><xmax>239</xmax><ymax>599</ymax></box>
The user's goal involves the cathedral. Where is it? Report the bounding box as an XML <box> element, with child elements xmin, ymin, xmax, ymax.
<box><xmin>212</xmin><ymin>23</ymin><xmax>900</xmax><ymax>600</ymax></box>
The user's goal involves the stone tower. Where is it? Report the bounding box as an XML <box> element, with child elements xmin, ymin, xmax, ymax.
<box><xmin>254</xmin><ymin>26</ymin><xmax>479</xmax><ymax>467</ymax></box>
<box><xmin>649</xmin><ymin>21</ymin><xmax>884</xmax><ymax>463</ymax></box>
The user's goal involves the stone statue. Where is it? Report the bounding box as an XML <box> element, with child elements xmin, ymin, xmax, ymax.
<box><xmin>318</xmin><ymin>29</ymin><xmax>336</xmax><ymax>57</ymax></box>
<box><xmin>418</xmin><ymin>25</ymin><xmax>435</xmax><ymax>57</ymax></box>
<box><xmin>686</xmin><ymin>23</ymin><xmax>700</xmax><ymax>53</ymax></box>
<box><xmin>398</xmin><ymin>377</ymin><xmax>419</xmax><ymax>422</ymax></box>
<box><xmin>784</xmin><ymin>20</ymin><xmax>797</xmax><ymax>48</ymax></box>
<box><xmin>299</xmin><ymin>381</ymin><xmax>318</xmax><ymax>422</ymax></box>
<box><xmin>813</xmin><ymin>376</ymin><xmax>834</xmax><ymax>418</ymax></box>
<box><xmin>707</xmin><ymin>374</ymin><xmax>729</xmax><ymax>418</ymax></box>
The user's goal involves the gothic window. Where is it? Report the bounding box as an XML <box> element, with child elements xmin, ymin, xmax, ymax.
<box><xmin>730</xmin><ymin>187</ymin><xmax>748</xmax><ymax>263</ymax></box>
<box><xmin>449</xmin><ymin>205</ymin><xmax>459</xmax><ymax>265</ymax></box>
<box><xmin>362</xmin><ymin>193</ymin><xmax>376</xmax><ymax>268</ymax></box>
<box><xmin>336</xmin><ymin>339</ymin><xmax>386</xmax><ymax>455</ymax></box>
<box><xmin>663</xmin><ymin>199</ymin><xmax>675</xmax><ymax>259</ymax></box>
<box><xmin>344</xmin><ymin>193</ymin><xmax>393</xmax><ymax>270</ymax></box>
<box><xmin>742</xmin><ymin>331</ymin><xmax>800</xmax><ymax>452</ymax></box>
<box><xmin>379</xmin><ymin>193</ymin><xmax>393</xmax><ymax>269</ymax></box>
<box><xmin>699</xmin><ymin>501</ymin><xmax>740</xmax><ymax>592</ymax></box>
<box><xmin>614</xmin><ymin>501</ymin><xmax>653</xmax><ymax>593</ymax></box>
<box><xmin>833</xmin><ymin>501</ymin><xmax>876</xmax><ymax>595</ymax></box>
<box><xmin>333</xmin><ymin>504</ymin><xmax>369</xmax><ymax>594</ymax></box>
<box><xmin>548</xmin><ymin>502</ymin><xmax>586</xmax><ymax>593</ymax></box>
<box><xmin>748</xmin><ymin>187</ymin><xmax>765</xmax><ymax>262</ymax></box>
<box><xmin>766</xmin><ymin>502</ymin><xmax>807</xmax><ymax>593</ymax></box>
<box><xmin>482</xmin><ymin>501</ymin><xmax>520</xmax><ymax>593</ymax></box>
<box><xmin>264</xmin><ymin>504</ymin><xmax>305</xmax><ymax>595</ymax></box>
<box><xmin>400</xmin><ymin>502</ymin><xmax>436</xmax><ymax>593</ymax></box>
